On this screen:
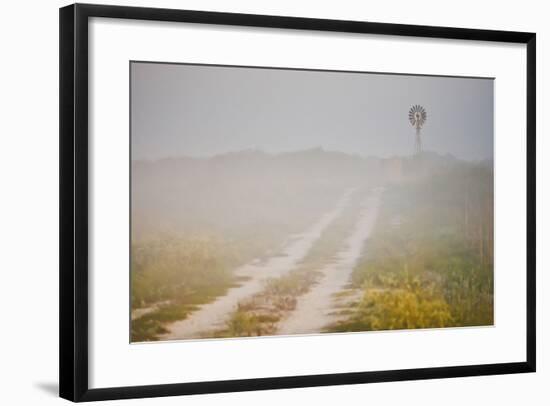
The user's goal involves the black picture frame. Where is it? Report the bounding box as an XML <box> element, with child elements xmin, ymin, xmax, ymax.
<box><xmin>59</xmin><ymin>3</ymin><xmax>536</xmax><ymax>402</ymax></box>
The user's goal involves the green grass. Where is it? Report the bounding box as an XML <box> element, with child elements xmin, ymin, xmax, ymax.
<box><xmin>328</xmin><ymin>164</ymin><xmax>494</xmax><ymax>333</ymax></box>
<box><xmin>130</xmin><ymin>233</ymin><xmax>264</xmax><ymax>341</ymax></box>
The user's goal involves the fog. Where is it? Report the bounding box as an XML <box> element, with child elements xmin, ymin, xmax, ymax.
<box><xmin>130</xmin><ymin>62</ymin><xmax>494</xmax><ymax>342</ymax></box>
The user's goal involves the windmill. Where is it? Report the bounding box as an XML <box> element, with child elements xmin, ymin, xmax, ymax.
<box><xmin>408</xmin><ymin>105</ymin><xmax>427</xmax><ymax>155</ymax></box>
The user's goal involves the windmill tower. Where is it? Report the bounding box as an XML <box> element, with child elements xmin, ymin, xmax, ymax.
<box><xmin>408</xmin><ymin>105</ymin><xmax>427</xmax><ymax>155</ymax></box>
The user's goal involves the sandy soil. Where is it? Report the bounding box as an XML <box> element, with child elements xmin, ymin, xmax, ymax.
<box><xmin>276</xmin><ymin>188</ymin><xmax>382</xmax><ymax>335</ymax></box>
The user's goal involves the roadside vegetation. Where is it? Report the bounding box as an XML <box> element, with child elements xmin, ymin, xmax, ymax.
<box><xmin>328</xmin><ymin>162</ymin><xmax>494</xmax><ymax>332</ymax></box>
<box><xmin>131</xmin><ymin>233</ymin><xmax>281</xmax><ymax>341</ymax></box>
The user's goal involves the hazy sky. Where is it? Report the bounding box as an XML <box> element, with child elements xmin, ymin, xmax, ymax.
<box><xmin>131</xmin><ymin>62</ymin><xmax>493</xmax><ymax>161</ymax></box>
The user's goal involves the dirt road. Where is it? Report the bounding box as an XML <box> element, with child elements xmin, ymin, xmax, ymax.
<box><xmin>162</xmin><ymin>188</ymin><xmax>358</xmax><ymax>340</ymax></box>
<box><xmin>276</xmin><ymin>188</ymin><xmax>382</xmax><ymax>335</ymax></box>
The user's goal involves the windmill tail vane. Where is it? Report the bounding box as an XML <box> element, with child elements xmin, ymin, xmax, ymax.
<box><xmin>408</xmin><ymin>105</ymin><xmax>427</xmax><ymax>155</ymax></box>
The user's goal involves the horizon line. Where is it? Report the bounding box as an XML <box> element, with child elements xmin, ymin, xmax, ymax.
<box><xmin>131</xmin><ymin>147</ymin><xmax>493</xmax><ymax>164</ymax></box>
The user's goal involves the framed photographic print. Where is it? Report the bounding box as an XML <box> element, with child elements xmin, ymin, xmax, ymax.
<box><xmin>59</xmin><ymin>3</ymin><xmax>536</xmax><ymax>402</ymax></box>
